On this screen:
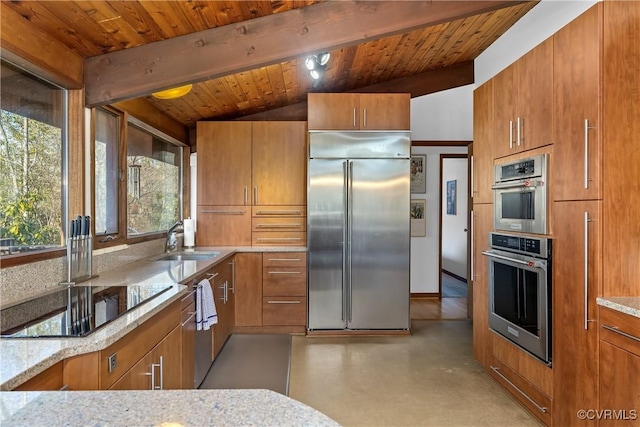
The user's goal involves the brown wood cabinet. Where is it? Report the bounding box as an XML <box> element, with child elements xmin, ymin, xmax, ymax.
<box><xmin>251</xmin><ymin>206</ymin><xmax>307</xmax><ymax>247</ymax></box>
<box><xmin>13</xmin><ymin>362</ymin><xmax>63</xmax><ymax>391</ymax></box>
<box><xmin>234</xmin><ymin>252</ymin><xmax>263</xmax><ymax>327</ymax></box>
<box><xmin>180</xmin><ymin>290</ymin><xmax>196</xmax><ymax>389</ymax></box>
<box><xmin>308</xmin><ymin>93</ymin><xmax>410</xmax><ymax>130</ymax></box>
<box><xmin>493</xmin><ymin>38</ymin><xmax>553</xmax><ymax>159</ymax></box>
<box><xmin>109</xmin><ymin>326</ymin><xmax>182</xmax><ymax>390</ymax></box>
<box><xmin>212</xmin><ymin>258</ymin><xmax>235</xmax><ymax>358</ymax></box>
<box><xmin>471</xmin><ymin>204</ymin><xmax>492</xmax><ymax>368</ymax></box>
<box><xmin>552</xmin><ymin>5</ymin><xmax>601</xmax><ymax>202</ymax></box>
<box><xmin>472</xmin><ymin>80</ymin><xmax>494</xmax><ymax>204</ymax></box>
<box><xmin>196</xmin><ymin>121</ymin><xmax>307</xmax><ymax>247</ymax></box>
<box><xmin>598</xmin><ymin>308</ymin><xmax>640</xmax><ymax>426</ymax></box>
<box><xmin>552</xmin><ymin>200</ymin><xmax>601</xmax><ymax>426</ymax></box>
<box><xmin>262</xmin><ymin>252</ymin><xmax>307</xmax><ymax>327</ymax></box>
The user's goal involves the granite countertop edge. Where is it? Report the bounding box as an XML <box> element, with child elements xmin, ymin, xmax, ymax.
<box><xmin>596</xmin><ymin>296</ymin><xmax>640</xmax><ymax>319</ymax></box>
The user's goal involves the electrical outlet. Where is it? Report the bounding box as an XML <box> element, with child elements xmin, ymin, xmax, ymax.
<box><xmin>108</xmin><ymin>353</ymin><xmax>117</xmax><ymax>373</ymax></box>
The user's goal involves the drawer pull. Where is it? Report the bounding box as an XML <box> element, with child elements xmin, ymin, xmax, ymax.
<box><xmin>256</xmin><ymin>223</ymin><xmax>301</xmax><ymax>228</ymax></box>
<box><xmin>206</xmin><ymin>272</ymin><xmax>219</xmax><ymax>279</ymax></box>
<box><xmin>268</xmin><ymin>258</ymin><xmax>302</xmax><ymax>262</ymax></box>
<box><xmin>267</xmin><ymin>300</ymin><xmax>301</xmax><ymax>304</ymax></box>
<box><xmin>201</xmin><ymin>210</ymin><xmax>246</xmax><ymax>215</ymax></box>
<box><xmin>602</xmin><ymin>324</ymin><xmax>640</xmax><ymax>342</ymax></box>
<box><xmin>181</xmin><ymin>312</ymin><xmax>197</xmax><ymax>327</ymax></box>
<box><xmin>490</xmin><ymin>366</ymin><xmax>548</xmax><ymax>413</ymax></box>
<box><xmin>256</xmin><ymin>210</ymin><xmax>302</xmax><ymax>216</ymax></box>
<box><xmin>257</xmin><ymin>238</ymin><xmax>302</xmax><ymax>242</ymax></box>
<box><xmin>268</xmin><ymin>271</ymin><xmax>301</xmax><ymax>275</ymax></box>
<box><xmin>181</xmin><ymin>290</ymin><xmax>196</xmax><ymax>302</ymax></box>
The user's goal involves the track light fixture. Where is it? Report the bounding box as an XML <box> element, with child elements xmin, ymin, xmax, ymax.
<box><xmin>304</xmin><ymin>52</ymin><xmax>330</xmax><ymax>80</ymax></box>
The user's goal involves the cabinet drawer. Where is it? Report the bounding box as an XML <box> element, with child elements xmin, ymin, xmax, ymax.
<box><xmin>252</xmin><ymin>231</ymin><xmax>306</xmax><ymax>246</ymax></box>
<box><xmin>252</xmin><ymin>206</ymin><xmax>306</xmax><ymax>217</ymax></box>
<box><xmin>99</xmin><ymin>299</ymin><xmax>180</xmax><ymax>389</ymax></box>
<box><xmin>600</xmin><ymin>307</ymin><xmax>640</xmax><ymax>356</ymax></box>
<box><xmin>263</xmin><ymin>297</ymin><xmax>307</xmax><ymax>326</ymax></box>
<box><xmin>197</xmin><ymin>205</ymin><xmax>251</xmax><ymax>246</ymax></box>
<box><xmin>262</xmin><ymin>252</ymin><xmax>307</xmax><ymax>268</ymax></box>
<box><xmin>263</xmin><ymin>267</ymin><xmax>307</xmax><ymax>297</ymax></box>
<box><xmin>252</xmin><ymin>217</ymin><xmax>306</xmax><ymax>232</ymax></box>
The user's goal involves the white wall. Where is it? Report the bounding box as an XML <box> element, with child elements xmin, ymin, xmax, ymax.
<box><xmin>410</xmin><ymin>146</ymin><xmax>467</xmax><ymax>293</ymax></box>
<box><xmin>441</xmin><ymin>158</ymin><xmax>468</xmax><ymax>279</ymax></box>
<box><xmin>410</xmin><ymin>85</ymin><xmax>474</xmax><ymax>140</ymax></box>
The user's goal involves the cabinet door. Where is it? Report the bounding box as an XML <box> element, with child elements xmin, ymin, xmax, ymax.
<box><xmin>472</xmin><ymin>80</ymin><xmax>495</xmax><ymax>204</ymax></box>
<box><xmin>153</xmin><ymin>326</ymin><xmax>182</xmax><ymax>390</ymax></box>
<box><xmin>359</xmin><ymin>93</ymin><xmax>410</xmax><ymax>130</ymax></box>
<box><xmin>197</xmin><ymin>122</ymin><xmax>252</xmax><ymax>205</ymax></box>
<box><xmin>492</xmin><ymin>64</ymin><xmax>518</xmax><ymax>159</ymax></box>
<box><xmin>471</xmin><ymin>204</ymin><xmax>492</xmax><ymax>368</ymax></box>
<box><xmin>553</xmin><ymin>5</ymin><xmax>601</xmax><ymax>201</ymax></box>
<box><xmin>181</xmin><ymin>302</ymin><xmax>196</xmax><ymax>389</ymax></box>
<box><xmin>196</xmin><ymin>205</ymin><xmax>251</xmax><ymax>246</ymax></box>
<box><xmin>599</xmin><ymin>341</ymin><xmax>640</xmax><ymax>426</ymax></box>
<box><xmin>552</xmin><ymin>201</ymin><xmax>601</xmax><ymax>426</ymax></box>
<box><xmin>234</xmin><ymin>252</ymin><xmax>263</xmax><ymax>327</ymax></box>
<box><xmin>251</xmin><ymin>121</ymin><xmax>307</xmax><ymax>205</ymax></box>
<box><xmin>212</xmin><ymin>277</ymin><xmax>227</xmax><ymax>358</ymax></box>
<box><xmin>307</xmin><ymin>93</ymin><xmax>360</xmax><ymax>130</ymax></box>
<box><xmin>517</xmin><ymin>38</ymin><xmax>553</xmax><ymax>151</ymax></box>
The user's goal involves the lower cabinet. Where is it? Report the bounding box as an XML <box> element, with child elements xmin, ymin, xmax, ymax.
<box><xmin>180</xmin><ymin>290</ymin><xmax>196</xmax><ymax>389</ymax></box>
<box><xmin>109</xmin><ymin>326</ymin><xmax>182</xmax><ymax>390</ymax></box>
<box><xmin>212</xmin><ymin>257</ymin><xmax>235</xmax><ymax>358</ymax></box>
<box><xmin>13</xmin><ymin>362</ymin><xmax>64</xmax><ymax>391</ymax></box>
<box><xmin>235</xmin><ymin>252</ymin><xmax>263</xmax><ymax>326</ymax></box>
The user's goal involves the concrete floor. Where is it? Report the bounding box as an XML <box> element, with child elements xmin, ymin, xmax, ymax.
<box><xmin>289</xmin><ymin>320</ymin><xmax>541</xmax><ymax>427</ymax></box>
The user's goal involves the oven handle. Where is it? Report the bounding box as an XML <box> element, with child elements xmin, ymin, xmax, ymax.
<box><xmin>482</xmin><ymin>250</ymin><xmax>545</xmax><ymax>269</ymax></box>
<box><xmin>491</xmin><ymin>180</ymin><xmax>543</xmax><ymax>190</ymax></box>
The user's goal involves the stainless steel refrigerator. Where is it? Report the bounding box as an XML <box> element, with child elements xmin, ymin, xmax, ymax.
<box><xmin>307</xmin><ymin>131</ymin><xmax>411</xmax><ymax>330</ymax></box>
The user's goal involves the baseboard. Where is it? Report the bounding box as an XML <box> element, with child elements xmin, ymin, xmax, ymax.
<box><xmin>411</xmin><ymin>292</ymin><xmax>440</xmax><ymax>298</ymax></box>
<box><xmin>442</xmin><ymin>269</ymin><xmax>468</xmax><ymax>284</ymax></box>
<box><xmin>233</xmin><ymin>326</ymin><xmax>306</xmax><ymax>335</ymax></box>
<box><xmin>307</xmin><ymin>329</ymin><xmax>411</xmax><ymax>337</ymax></box>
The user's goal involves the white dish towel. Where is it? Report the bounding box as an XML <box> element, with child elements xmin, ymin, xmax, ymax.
<box><xmin>196</xmin><ymin>278</ymin><xmax>218</xmax><ymax>330</ymax></box>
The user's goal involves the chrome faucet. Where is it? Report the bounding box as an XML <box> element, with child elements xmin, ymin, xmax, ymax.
<box><xmin>165</xmin><ymin>220</ymin><xmax>183</xmax><ymax>253</ymax></box>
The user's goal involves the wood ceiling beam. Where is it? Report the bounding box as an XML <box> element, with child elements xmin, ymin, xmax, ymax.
<box><xmin>84</xmin><ymin>1</ymin><xmax>523</xmax><ymax>107</ymax></box>
<box><xmin>231</xmin><ymin>61</ymin><xmax>474</xmax><ymax>122</ymax></box>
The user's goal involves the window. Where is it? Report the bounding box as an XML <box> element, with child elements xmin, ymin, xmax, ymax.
<box><xmin>0</xmin><ymin>60</ymin><xmax>67</xmax><ymax>256</ymax></box>
<box><xmin>126</xmin><ymin>122</ymin><xmax>182</xmax><ymax>236</ymax></box>
<box><xmin>93</xmin><ymin>113</ymin><xmax>183</xmax><ymax>246</ymax></box>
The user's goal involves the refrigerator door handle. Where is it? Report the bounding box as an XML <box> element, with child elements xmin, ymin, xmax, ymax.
<box><xmin>342</xmin><ymin>160</ymin><xmax>349</xmax><ymax>323</ymax></box>
<box><xmin>347</xmin><ymin>161</ymin><xmax>354</xmax><ymax>323</ymax></box>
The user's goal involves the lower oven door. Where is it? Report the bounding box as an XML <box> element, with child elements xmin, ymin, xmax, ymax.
<box><xmin>483</xmin><ymin>249</ymin><xmax>551</xmax><ymax>364</ymax></box>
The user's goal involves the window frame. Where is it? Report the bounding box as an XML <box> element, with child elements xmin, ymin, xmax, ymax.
<box><xmin>0</xmin><ymin>59</ymin><xmax>71</xmax><ymax>267</ymax></box>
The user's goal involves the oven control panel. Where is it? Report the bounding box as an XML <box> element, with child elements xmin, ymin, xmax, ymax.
<box><xmin>490</xmin><ymin>232</ymin><xmax>551</xmax><ymax>259</ymax></box>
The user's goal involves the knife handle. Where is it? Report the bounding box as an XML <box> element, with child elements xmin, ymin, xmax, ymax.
<box><xmin>70</xmin><ymin>220</ymin><xmax>77</xmax><ymax>239</ymax></box>
<box><xmin>84</xmin><ymin>216</ymin><xmax>91</xmax><ymax>236</ymax></box>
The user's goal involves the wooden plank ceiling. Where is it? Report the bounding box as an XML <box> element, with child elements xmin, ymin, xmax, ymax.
<box><xmin>4</xmin><ymin>1</ymin><xmax>537</xmax><ymax>127</ymax></box>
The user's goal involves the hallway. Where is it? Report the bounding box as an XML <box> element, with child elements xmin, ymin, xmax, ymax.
<box><xmin>289</xmin><ymin>320</ymin><xmax>540</xmax><ymax>427</ymax></box>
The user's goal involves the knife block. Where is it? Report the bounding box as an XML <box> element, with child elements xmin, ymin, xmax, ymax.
<box><xmin>60</xmin><ymin>235</ymin><xmax>94</xmax><ymax>286</ymax></box>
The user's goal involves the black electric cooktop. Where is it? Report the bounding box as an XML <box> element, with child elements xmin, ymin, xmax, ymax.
<box><xmin>0</xmin><ymin>284</ymin><xmax>172</xmax><ymax>338</ymax></box>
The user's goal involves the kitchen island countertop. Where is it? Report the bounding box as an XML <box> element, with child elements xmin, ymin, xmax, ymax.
<box><xmin>0</xmin><ymin>389</ymin><xmax>340</xmax><ymax>426</ymax></box>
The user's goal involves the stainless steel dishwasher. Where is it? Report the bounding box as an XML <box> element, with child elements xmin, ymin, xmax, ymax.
<box><xmin>192</xmin><ymin>273</ymin><xmax>215</xmax><ymax>388</ymax></box>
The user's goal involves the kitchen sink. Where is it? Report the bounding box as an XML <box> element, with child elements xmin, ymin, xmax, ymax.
<box><xmin>154</xmin><ymin>252</ymin><xmax>220</xmax><ymax>261</ymax></box>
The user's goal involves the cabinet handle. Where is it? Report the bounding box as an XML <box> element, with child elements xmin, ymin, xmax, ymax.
<box><xmin>256</xmin><ymin>237</ymin><xmax>302</xmax><ymax>242</ymax></box>
<box><xmin>256</xmin><ymin>223</ymin><xmax>301</xmax><ymax>228</ymax></box>
<box><xmin>267</xmin><ymin>271</ymin><xmax>301</xmax><ymax>274</ymax></box>
<box><xmin>229</xmin><ymin>259</ymin><xmax>235</xmax><ymax>295</ymax></box>
<box><xmin>470</xmin><ymin>155</ymin><xmax>475</xmax><ymax>198</ymax></box>
<box><xmin>509</xmin><ymin>120</ymin><xmax>514</xmax><ymax>149</ymax></box>
<box><xmin>207</xmin><ymin>272</ymin><xmax>219</xmax><ymax>279</ymax></box>
<box><xmin>470</xmin><ymin>210</ymin><xmax>475</xmax><ymax>279</ymax></box>
<box><xmin>601</xmin><ymin>324</ymin><xmax>640</xmax><ymax>343</ymax></box>
<box><xmin>267</xmin><ymin>258</ymin><xmax>301</xmax><ymax>262</ymax></box>
<box><xmin>490</xmin><ymin>366</ymin><xmax>547</xmax><ymax>413</ymax></box>
<box><xmin>181</xmin><ymin>311</ymin><xmax>197</xmax><ymax>327</ymax></box>
<box><xmin>158</xmin><ymin>356</ymin><xmax>164</xmax><ymax>390</ymax></box>
<box><xmin>255</xmin><ymin>210</ymin><xmax>302</xmax><ymax>215</ymax></box>
<box><xmin>219</xmin><ymin>283</ymin><xmax>227</xmax><ymax>303</ymax></box>
<box><xmin>181</xmin><ymin>289</ymin><xmax>196</xmax><ymax>302</ymax></box>
<box><xmin>244</xmin><ymin>186</ymin><xmax>248</xmax><ymax>205</ymax></box>
<box><xmin>363</xmin><ymin>108</ymin><xmax>367</xmax><ymax>128</ymax></box>
<box><xmin>584</xmin><ymin>212</ymin><xmax>590</xmax><ymax>330</ymax></box>
<box><xmin>516</xmin><ymin>117</ymin><xmax>522</xmax><ymax>147</ymax></box>
<box><xmin>201</xmin><ymin>210</ymin><xmax>245</xmax><ymax>215</ymax></box>
<box><xmin>353</xmin><ymin>108</ymin><xmax>357</xmax><ymax>128</ymax></box>
<box><xmin>254</xmin><ymin>186</ymin><xmax>258</xmax><ymax>205</ymax></box>
<box><xmin>584</xmin><ymin>119</ymin><xmax>595</xmax><ymax>189</ymax></box>
<box><xmin>267</xmin><ymin>300</ymin><xmax>301</xmax><ymax>304</ymax></box>
<box><xmin>59</xmin><ymin>384</ymin><xmax>70</xmax><ymax>391</ymax></box>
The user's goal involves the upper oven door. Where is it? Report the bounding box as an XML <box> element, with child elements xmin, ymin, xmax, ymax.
<box><xmin>493</xmin><ymin>179</ymin><xmax>547</xmax><ymax>234</ymax></box>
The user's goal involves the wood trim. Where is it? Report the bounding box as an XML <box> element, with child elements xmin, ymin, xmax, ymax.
<box><xmin>442</xmin><ymin>269</ymin><xmax>468</xmax><ymax>284</ymax></box>
<box><xmin>68</xmin><ymin>89</ymin><xmax>85</xmax><ymax>219</ymax></box>
<box><xmin>411</xmin><ymin>293</ymin><xmax>440</xmax><ymax>298</ymax></box>
<box><xmin>0</xmin><ymin>3</ymin><xmax>83</xmax><ymax>88</ymax></box>
<box><xmin>111</xmin><ymin>98</ymin><xmax>188</xmax><ymax>144</ymax></box>
<box><xmin>307</xmin><ymin>329</ymin><xmax>411</xmax><ymax>337</ymax></box>
<box><xmin>412</xmin><ymin>141</ymin><xmax>472</xmax><ymax>147</ymax></box>
<box><xmin>0</xmin><ymin>248</ymin><xmax>66</xmax><ymax>268</ymax></box>
<box><xmin>84</xmin><ymin>1</ymin><xmax>523</xmax><ymax>106</ymax></box>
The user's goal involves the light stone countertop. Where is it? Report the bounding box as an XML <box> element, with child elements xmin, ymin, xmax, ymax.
<box><xmin>0</xmin><ymin>248</ymin><xmax>238</xmax><ymax>390</ymax></box>
<box><xmin>0</xmin><ymin>389</ymin><xmax>340</xmax><ymax>426</ymax></box>
<box><xmin>596</xmin><ymin>297</ymin><xmax>640</xmax><ymax>319</ymax></box>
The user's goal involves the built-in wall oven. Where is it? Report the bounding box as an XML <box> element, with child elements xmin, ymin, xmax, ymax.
<box><xmin>493</xmin><ymin>154</ymin><xmax>548</xmax><ymax>235</ymax></box>
<box><xmin>483</xmin><ymin>232</ymin><xmax>552</xmax><ymax>365</ymax></box>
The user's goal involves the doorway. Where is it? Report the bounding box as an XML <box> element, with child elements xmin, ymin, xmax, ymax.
<box><xmin>438</xmin><ymin>154</ymin><xmax>469</xmax><ymax>319</ymax></box>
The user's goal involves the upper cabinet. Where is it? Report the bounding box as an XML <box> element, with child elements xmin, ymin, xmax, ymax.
<box><xmin>552</xmin><ymin>5</ymin><xmax>601</xmax><ymax>201</ymax></box>
<box><xmin>493</xmin><ymin>38</ymin><xmax>553</xmax><ymax>158</ymax></box>
<box><xmin>308</xmin><ymin>93</ymin><xmax>410</xmax><ymax>130</ymax></box>
<box><xmin>472</xmin><ymin>80</ymin><xmax>494</xmax><ymax>204</ymax></box>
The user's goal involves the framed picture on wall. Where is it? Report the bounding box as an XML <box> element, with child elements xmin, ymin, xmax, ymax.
<box><xmin>446</xmin><ymin>180</ymin><xmax>457</xmax><ymax>215</ymax></box>
<box><xmin>410</xmin><ymin>199</ymin><xmax>426</xmax><ymax>237</ymax></box>
<box><xmin>411</xmin><ymin>155</ymin><xmax>426</xmax><ymax>193</ymax></box>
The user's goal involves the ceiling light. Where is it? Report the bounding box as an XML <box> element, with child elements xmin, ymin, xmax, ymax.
<box><xmin>310</xmin><ymin>70</ymin><xmax>322</xmax><ymax>80</ymax></box>
<box><xmin>152</xmin><ymin>84</ymin><xmax>193</xmax><ymax>100</ymax></box>
<box><xmin>305</xmin><ymin>57</ymin><xmax>316</xmax><ymax>71</ymax></box>
<box><xmin>304</xmin><ymin>52</ymin><xmax>330</xmax><ymax>82</ymax></box>
<box><xmin>316</xmin><ymin>52</ymin><xmax>330</xmax><ymax>66</ymax></box>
